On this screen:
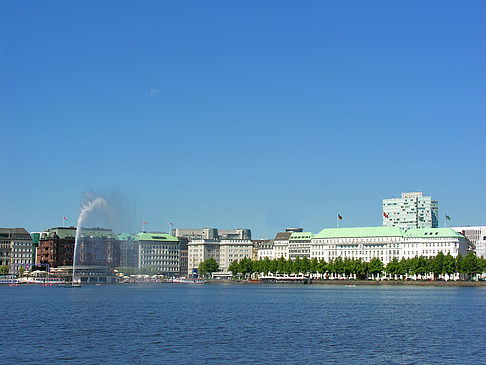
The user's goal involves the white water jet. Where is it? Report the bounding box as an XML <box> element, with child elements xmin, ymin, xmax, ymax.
<box><xmin>72</xmin><ymin>196</ymin><xmax>108</xmax><ymax>283</ymax></box>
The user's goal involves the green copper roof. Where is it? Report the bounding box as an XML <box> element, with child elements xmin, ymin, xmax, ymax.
<box><xmin>403</xmin><ymin>228</ymin><xmax>464</xmax><ymax>238</ymax></box>
<box><xmin>117</xmin><ymin>233</ymin><xmax>138</xmax><ymax>241</ymax></box>
<box><xmin>289</xmin><ymin>232</ymin><xmax>314</xmax><ymax>240</ymax></box>
<box><xmin>314</xmin><ymin>226</ymin><xmax>404</xmax><ymax>239</ymax></box>
<box><xmin>137</xmin><ymin>232</ymin><xmax>178</xmax><ymax>242</ymax></box>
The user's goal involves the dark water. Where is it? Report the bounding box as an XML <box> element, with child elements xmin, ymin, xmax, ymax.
<box><xmin>1</xmin><ymin>284</ymin><xmax>485</xmax><ymax>364</ymax></box>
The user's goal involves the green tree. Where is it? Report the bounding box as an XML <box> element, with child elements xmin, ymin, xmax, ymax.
<box><xmin>269</xmin><ymin>259</ymin><xmax>278</xmax><ymax>274</ymax></box>
<box><xmin>0</xmin><ymin>265</ymin><xmax>9</xmax><ymax>275</ymax></box>
<box><xmin>239</xmin><ymin>257</ymin><xmax>253</xmax><ymax>279</ymax></box>
<box><xmin>369</xmin><ymin>258</ymin><xmax>384</xmax><ymax>279</ymax></box>
<box><xmin>301</xmin><ymin>256</ymin><xmax>311</xmax><ymax>275</ymax></box>
<box><xmin>293</xmin><ymin>257</ymin><xmax>302</xmax><ymax>275</ymax></box>
<box><xmin>277</xmin><ymin>257</ymin><xmax>286</xmax><ymax>275</ymax></box>
<box><xmin>262</xmin><ymin>257</ymin><xmax>271</xmax><ymax>275</ymax></box>
<box><xmin>462</xmin><ymin>252</ymin><xmax>480</xmax><ymax>279</ymax></box>
<box><xmin>429</xmin><ymin>252</ymin><xmax>445</xmax><ymax>280</ymax></box>
<box><xmin>228</xmin><ymin>260</ymin><xmax>239</xmax><ymax>277</ymax></box>
<box><xmin>442</xmin><ymin>253</ymin><xmax>456</xmax><ymax>278</ymax></box>
<box><xmin>198</xmin><ymin>257</ymin><xmax>219</xmax><ymax>277</ymax></box>
<box><xmin>334</xmin><ymin>257</ymin><xmax>345</xmax><ymax>277</ymax></box>
<box><xmin>386</xmin><ymin>258</ymin><xmax>400</xmax><ymax>279</ymax></box>
<box><xmin>310</xmin><ymin>258</ymin><xmax>319</xmax><ymax>274</ymax></box>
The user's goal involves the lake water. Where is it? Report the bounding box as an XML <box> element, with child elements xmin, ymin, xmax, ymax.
<box><xmin>1</xmin><ymin>284</ymin><xmax>485</xmax><ymax>364</ymax></box>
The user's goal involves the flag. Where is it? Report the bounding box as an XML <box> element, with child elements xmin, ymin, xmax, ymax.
<box><xmin>338</xmin><ymin>214</ymin><xmax>343</xmax><ymax>221</ymax></box>
<box><xmin>445</xmin><ymin>215</ymin><xmax>451</xmax><ymax>221</ymax></box>
<box><xmin>143</xmin><ymin>220</ymin><xmax>148</xmax><ymax>224</ymax></box>
<box><xmin>63</xmin><ymin>216</ymin><xmax>68</xmax><ymax>221</ymax></box>
<box><xmin>383</xmin><ymin>212</ymin><xmax>389</xmax><ymax>219</ymax></box>
<box><xmin>169</xmin><ymin>222</ymin><xmax>174</xmax><ymax>226</ymax></box>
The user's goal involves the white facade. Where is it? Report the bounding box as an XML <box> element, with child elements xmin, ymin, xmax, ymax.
<box><xmin>257</xmin><ymin>241</ymin><xmax>274</xmax><ymax>260</ymax></box>
<box><xmin>383</xmin><ymin>192</ymin><xmax>439</xmax><ymax>228</ymax></box>
<box><xmin>187</xmin><ymin>239</ymin><xmax>252</xmax><ymax>274</ymax></box>
<box><xmin>219</xmin><ymin>239</ymin><xmax>253</xmax><ymax>271</ymax></box>
<box><xmin>451</xmin><ymin>226</ymin><xmax>486</xmax><ymax>258</ymax></box>
<box><xmin>310</xmin><ymin>227</ymin><xmax>469</xmax><ymax>265</ymax></box>
<box><xmin>273</xmin><ymin>240</ymin><xmax>289</xmax><ymax>260</ymax></box>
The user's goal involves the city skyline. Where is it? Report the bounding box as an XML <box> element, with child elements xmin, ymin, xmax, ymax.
<box><xmin>1</xmin><ymin>2</ymin><xmax>485</xmax><ymax>238</ymax></box>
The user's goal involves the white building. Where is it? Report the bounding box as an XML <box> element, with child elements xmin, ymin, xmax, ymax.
<box><xmin>256</xmin><ymin>240</ymin><xmax>274</xmax><ymax>260</ymax></box>
<box><xmin>138</xmin><ymin>232</ymin><xmax>181</xmax><ymax>275</ymax></box>
<box><xmin>273</xmin><ymin>231</ymin><xmax>294</xmax><ymax>260</ymax></box>
<box><xmin>383</xmin><ymin>192</ymin><xmax>438</xmax><ymax>228</ymax></box>
<box><xmin>451</xmin><ymin>226</ymin><xmax>486</xmax><ymax>258</ymax></box>
<box><xmin>288</xmin><ymin>232</ymin><xmax>313</xmax><ymax>259</ymax></box>
<box><xmin>0</xmin><ymin>228</ymin><xmax>33</xmax><ymax>272</ymax></box>
<box><xmin>310</xmin><ymin>226</ymin><xmax>469</xmax><ymax>265</ymax></box>
<box><xmin>187</xmin><ymin>239</ymin><xmax>252</xmax><ymax>274</ymax></box>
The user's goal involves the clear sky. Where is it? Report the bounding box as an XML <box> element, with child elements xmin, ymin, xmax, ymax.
<box><xmin>1</xmin><ymin>1</ymin><xmax>485</xmax><ymax>238</ymax></box>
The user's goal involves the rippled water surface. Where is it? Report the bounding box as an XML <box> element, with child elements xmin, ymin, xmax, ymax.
<box><xmin>1</xmin><ymin>284</ymin><xmax>485</xmax><ymax>364</ymax></box>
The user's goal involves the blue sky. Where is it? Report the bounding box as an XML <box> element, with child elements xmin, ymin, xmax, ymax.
<box><xmin>1</xmin><ymin>1</ymin><xmax>485</xmax><ymax>238</ymax></box>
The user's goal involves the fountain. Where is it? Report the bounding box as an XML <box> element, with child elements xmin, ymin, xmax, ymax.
<box><xmin>72</xmin><ymin>195</ymin><xmax>108</xmax><ymax>285</ymax></box>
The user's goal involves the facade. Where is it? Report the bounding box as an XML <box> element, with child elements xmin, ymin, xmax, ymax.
<box><xmin>138</xmin><ymin>232</ymin><xmax>180</xmax><ymax>275</ymax></box>
<box><xmin>118</xmin><ymin>233</ymin><xmax>139</xmax><ymax>268</ymax></box>
<box><xmin>452</xmin><ymin>226</ymin><xmax>486</xmax><ymax>258</ymax></box>
<box><xmin>383</xmin><ymin>192</ymin><xmax>438</xmax><ymax>228</ymax></box>
<box><xmin>173</xmin><ymin>228</ymin><xmax>251</xmax><ymax>240</ymax></box>
<box><xmin>218</xmin><ymin>239</ymin><xmax>253</xmax><ymax>272</ymax></box>
<box><xmin>289</xmin><ymin>232</ymin><xmax>313</xmax><ymax>259</ymax></box>
<box><xmin>256</xmin><ymin>240</ymin><xmax>274</xmax><ymax>260</ymax></box>
<box><xmin>0</xmin><ymin>228</ymin><xmax>32</xmax><ymax>272</ymax></box>
<box><xmin>37</xmin><ymin>227</ymin><xmax>76</xmax><ymax>268</ymax></box>
<box><xmin>273</xmin><ymin>230</ymin><xmax>294</xmax><ymax>260</ymax></box>
<box><xmin>187</xmin><ymin>239</ymin><xmax>220</xmax><ymax>275</ymax></box>
<box><xmin>311</xmin><ymin>226</ymin><xmax>469</xmax><ymax>266</ymax></box>
<box><xmin>187</xmin><ymin>239</ymin><xmax>253</xmax><ymax>275</ymax></box>
<box><xmin>76</xmin><ymin>228</ymin><xmax>120</xmax><ymax>268</ymax></box>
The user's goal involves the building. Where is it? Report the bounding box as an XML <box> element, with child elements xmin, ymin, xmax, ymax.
<box><xmin>256</xmin><ymin>240</ymin><xmax>274</xmax><ymax>260</ymax></box>
<box><xmin>173</xmin><ymin>228</ymin><xmax>251</xmax><ymax>240</ymax></box>
<box><xmin>187</xmin><ymin>239</ymin><xmax>220</xmax><ymax>275</ymax></box>
<box><xmin>138</xmin><ymin>232</ymin><xmax>180</xmax><ymax>275</ymax></box>
<box><xmin>273</xmin><ymin>229</ymin><xmax>300</xmax><ymax>260</ymax></box>
<box><xmin>37</xmin><ymin>227</ymin><xmax>76</xmax><ymax>268</ymax></box>
<box><xmin>452</xmin><ymin>226</ymin><xmax>486</xmax><ymax>258</ymax></box>
<box><xmin>383</xmin><ymin>192</ymin><xmax>438</xmax><ymax>228</ymax></box>
<box><xmin>75</xmin><ymin>228</ymin><xmax>120</xmax><ymax>268</ymax></box>
<box><xmin>310</xmin><ymin>226</ymin><xmax>469</xmax><ymax>266</ymax></box>
<box><xmin>218</xmin><ymin>239</ymin><xmax>253</xmax><ymax>272</ymax></box>
<box><xmin>0</xmin><ymin>228</ymin><xmax>32</xmax><ymax>273</ymax></box>
<box><xmin>117</xmin><ymin>233</ymin><xmax>139</xmax><ymax>268</ymax></box>
<box><xmin>289</xmin><ymin>232</ymin><xmax>313</xmax><ymax>259</ymax></box>
<box><xmin>187</xmin><ymin>238</ymin><xmax>253</xmax><ymax>275</ymax></box>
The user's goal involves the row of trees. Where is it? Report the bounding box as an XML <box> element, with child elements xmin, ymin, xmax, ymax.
<box><xmin>226</xmin><ymin>252</ymin><xmax>486</xmax><ymax>280</ymax></box>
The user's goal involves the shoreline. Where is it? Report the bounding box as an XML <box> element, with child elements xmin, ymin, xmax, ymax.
<box><xmin>208</xmin><ymin>279</ymin><xmax>486</xmax><ymax>287</ymax></box>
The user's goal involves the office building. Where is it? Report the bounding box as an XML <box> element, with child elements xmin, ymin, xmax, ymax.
<box><xmin>0</xmin><ymin>228</ymin><xmax>32</xmax><ymax>273</ymax></box>
<box><xmin>138</xmin><ymin>232</ymin><xmax>180</xmax><ymax>275</ymax></box>
<box><xmin>452</xmin><ymin>226</ymin><xmax>486</xmax><ymax>258</ymax></box>
<box><xmin>383</xmin><ymin>192</ymin><xmax>438</xmax><ymax>228</ymax></box>
<box><xmin>311</xmin><ymin>226</ymin><xmax>469</xmax><ymax>266</ymax></box>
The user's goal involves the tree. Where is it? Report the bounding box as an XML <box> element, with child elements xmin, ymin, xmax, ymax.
<box><xmin>0</xmin><ymin>265</ymin><xmax>8</xmax><ymax>275</ymax></box>
<box><xmin>369</xmin><ymin>258</ymin><xmax>383</xmax><ymax>278</ymax></box>
<box><xmin>18</xmin><ymin>267</ymin><xmax>25</xmax><ymax>276</ymax></box>
<box><xmin>310</xmin><ymin>258</ymin><xmax>319</xmax><ymax>275</ymax></box>
<box><xmin>301</xmin><ymin>257</ymin><xmax>311</xmax><ymax>275</ymax></box>
<box><xmin>385</xmin><ymin>258</ymin><xmax>400</xmax><ymax>279</ymax></box>
<box><xmin>198</xmin><ymin>257</ymin><xmax>219</xmax><ymax>277</ymax></box>
<box><xmin>228</xmin><ymin>260</ymin><xmax>239</xmax><ymax>277</ymax></box>
<box><xmin>239</xmin><ymin>257</ymin><xmax>253</xmax><ymax>279</ymax></box>
<box><xmin>462</xmin><ymin>252</ymin><xmax>480</xmax><ymax>279</ymax></box>
<box><xmin>293</xmin><ymin>257</ymin><xmax>302</xmax><ymax>275</ymax></box>
<box><xmin>429</xmin><ymin>252</ymin><xmax>445</xmax><ymax>280</ymax></box>
<box><xmin>442</xmin><ymin>253</ymin><xmax>456</xmax><ymax>279</ymax></box>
